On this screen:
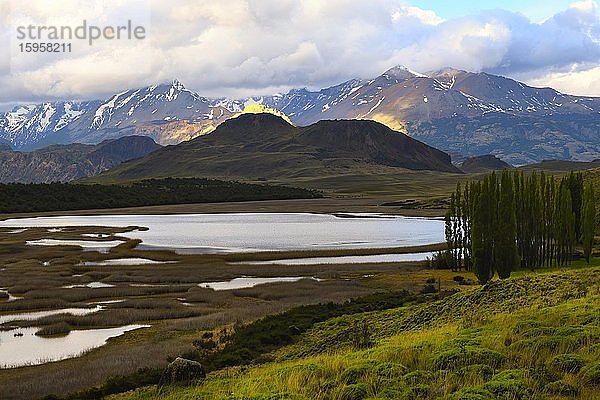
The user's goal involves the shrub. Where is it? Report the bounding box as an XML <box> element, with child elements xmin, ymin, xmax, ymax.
<box><xmin>402</xmin><ymin>370</ymin><xmax>433</xmax><ymax>385</ymax></box>
<box><xmin>544</xmin><ymin>380</ymin><xmax>580</xmax><ymax>396</ymax></box>
<box><xmin>349</xmin><ymin>320</ymin><xmax>373</xmax><ymax>349</ymax></box>
<box><xmin>373</xmin><ymin>362</ymin><xmax>406</xmax><ymax>379</ymax></box>
<box><xmin>582</xmin><ymin>362</ymin><xmax>600</xmax><ymax>385</ymax></box>
<box><xmin>68</xmin><ymin>367</ymin><xmax>162</xmax><ymax>399</ymax></box>
<box><xmin>450</xmin><ymin>387</ymin><xmax>495</xmax><ymax>400</ymax></box>
<box><xmin>530</xmin><ymin>365</ymin><xmax>560</xmax><ymax>389</ymax></box>
<box><xmin>420</xmin><ymin>284</ymin><xmax>437</xmax><ymax>294</ymax></box>
<box><xmin>430</xmin><ymin>250</ymin><xmax>453</xmax><ymax>269</ymax></box>
<box><xmin>511</xmin><ymin>320</ymin><xmax>542</xmax><ymax>335</ymax></box>
<box><xmin>433</xmin><ymin>347</ymin><xmax>505</xmax><ymax>370</ymax></box>
<box><xmin>333</xmin><ymin>383</ymin><xmax>368</xmax><ymax>400</ymax></box>
<box><xmin>547</xmin><ymin>353</ymin><xmax>586</xmax><ymax>374</ymax></box>
<box><xmin>456</xmin><ymin>364</ymin><xmax>494</xmax><ymax>381</ymax></box>
<box><xmin>192</xmin><ymin>338</ymin><xmax>216</xmax><ymax>351</ymax></box>
<box><xmin>482</xmin><ymin>369</ymin><xmax>533</xmax><ymax>400</ymax></box>
<box><xmin>403</xmin><ymin>384</ymin><xmax>431</xmax><ymax>398</ymax></box>
<box><xmin>339</xmin><ymin>363</ymin><xmax>376</xmax><ymax>385</ymax></box>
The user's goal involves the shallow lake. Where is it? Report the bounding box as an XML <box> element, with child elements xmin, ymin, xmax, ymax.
<box><xmin>0</xmin><ymin>324</ymin><xmax>149</xmax><ymax>368</ymax></box>
<box><xmin>1</xmin><ymin>213</ymin><xmax>444</xmax><ymax>253</ymax></box>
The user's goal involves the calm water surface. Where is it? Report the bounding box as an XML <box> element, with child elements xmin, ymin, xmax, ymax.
<box><xmin>1</xmin><ymin>213</ymin><xmax>444</xmax><ymax>253</ymax></box>
<box><xmin>0</xmin><ymin>325</ymin><xmax>149</xmax><ymax>368</ymax></box>
<box><xmin>199</xmin><ymin>277</ymin><xmax>320</xmax><ymax>290</ymax></box>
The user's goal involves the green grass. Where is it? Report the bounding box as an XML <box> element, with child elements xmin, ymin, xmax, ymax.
<box><xmin>114</xmin><ymin>266</ymin><xmax>600</xmax><ymax>400</ymax></box>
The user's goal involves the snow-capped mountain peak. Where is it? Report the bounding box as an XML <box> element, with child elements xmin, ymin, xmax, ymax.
<box><xmin>384</xmin><ymin>65</ymin><xmax>429</xmax><ymax>79</ymax></box>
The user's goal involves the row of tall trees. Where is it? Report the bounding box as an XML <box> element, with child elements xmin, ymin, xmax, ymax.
<box><xmin>445</xmin><ymin>170</ymin><xmax>596</xmax><ymax>284</ymax></box>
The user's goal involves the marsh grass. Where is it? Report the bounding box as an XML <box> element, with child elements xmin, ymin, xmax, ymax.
<box><xmin>222</xmin><ymin>242</ymin><xmax>447</xmax><ymax>262</ymax></box>
<box><xmin>35</xmin><ymin>321</ymin><xmax>71</xmax><ymax>336</ymax></box>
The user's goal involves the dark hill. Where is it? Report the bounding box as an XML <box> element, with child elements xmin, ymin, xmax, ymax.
<box><xmin>97</xmin><ymin>113</ymin><xmax>461</xmax><ymax>182</ymax></box>
<box><xmin>460</xmin><ymin>154</ymin><xmax>512</xmax><ymax>172</ymax></box>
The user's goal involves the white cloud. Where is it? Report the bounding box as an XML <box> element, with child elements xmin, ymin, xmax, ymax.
<box><xmin>0</xmin><ymin>0</ymin><xmax>599</xmax><ymax>104</ymax></box>
<box><xmin>526</xmin><ymin>65</ymin><xmax>600</xmax><ymax>96</ymax></box>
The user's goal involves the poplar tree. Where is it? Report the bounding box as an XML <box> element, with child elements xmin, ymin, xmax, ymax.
<box><xmin>496</xmin><ymin>170</ymin><xmax>517</xmax><ymax>278</ymax></box>
<box><xmin>566</xmin><ymin>172</ymin><xmax>584</xmax><ymax>242</ymax></box>
<box><xmin>582</xmin><ymin>184</ymin><xmax>596</xmax><ymax>264</ymax></box>
<box><xmin>453</xmin><ymin>183</ymin><xmax>463</xmax><ymax>270</ymax></box>
<box><xmin>472</xmin><ymin>178</ymin><xmax>494</xmax><ymax>284</ymax></box>
<box><xmin>445</xmin><ymin>194</ymin><xmax>456</xmax><ymax>270</ymax></box>
<box><xmin>445</xmin><ymin>168</ymin><xmax>595</xmax><ymax>282</ymax></box>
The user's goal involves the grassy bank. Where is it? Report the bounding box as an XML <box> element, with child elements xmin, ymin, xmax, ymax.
<box><xmin>115</xmin><ymin>266</ymin><xmax>600</xmax><ymax>400</ymax></box>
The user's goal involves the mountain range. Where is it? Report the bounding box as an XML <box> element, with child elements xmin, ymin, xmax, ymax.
<box><xmin>1</xmin><ymin>66</ymin><xmax>599</xmax><ymax>165</ymax></box>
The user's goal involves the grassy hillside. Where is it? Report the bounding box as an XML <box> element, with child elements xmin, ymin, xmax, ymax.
<box><xmin>93</xmin><ymin>114</ymin><xmax>461</xmax><ymax>186</ymax></box>
<box><xmin>114</xmin><ymin>264</ymin><xmax>600</xmax><ymax>400</ymax></box>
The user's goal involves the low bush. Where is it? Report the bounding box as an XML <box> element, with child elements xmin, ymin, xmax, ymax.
<box><xmin>450</xmin><ymin>387</ymin><xmax>495</xmax><ymax>400</ymax></box>
<box><xmin>65</xmin><ymin>367</ymin><xmax>162</xmax><ymax>400</ymax></box>
<box><xmin>582</xmin><ymin>362</ymin><xmax>600</xmax><ymax>385</ymax></box>
<box><xmin>547</xmin><ymin>353</ymin><xmax>586</xmax><ymax>374</ymax></box>
<box><xmin>430</xmin><ymin>250</ymin><xmax>453</xmax><ymax>269</ymax></box>
<box><xmin>433</xmin><ymin>346</ymin><xmax>505</xmax><ymax>370</ymax></box>
<box><xmin>544</xmin><ymin>380</ymin><xmax>580</xmax><ymax>396</ymax></box>
<box><xmin>333</xmin><ymin>383</ymin><xmax>368</xmax><ymax>400</ymax></box>
<box><xmin>482</xmin><ymin>369</ymin><xmax>533</xmax><ymax>400</ymax></box>
<box><xmin>420</xmin><ymin>284</ymin><xmax>437</xmax><ymax>294</ymax></box>
<box><xmin>339</xmin><ymin>362</ymin><xmax>376</xmax><ymax>385</ymax></box>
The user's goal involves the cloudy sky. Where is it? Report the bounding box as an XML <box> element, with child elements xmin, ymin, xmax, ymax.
<box><xmin>0</xmin><ymin>0</ymin><xmax>599</xmax><ymax>110</ymax></box>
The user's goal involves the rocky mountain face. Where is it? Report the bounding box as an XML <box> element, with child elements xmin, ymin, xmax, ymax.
<box><xmin>0</xmin><ymin>136</ymin><xmax>160</xmax><ymax>183</ymax></box>
<box><xmin>1</xmin><ymin>68</ymin><xmax>599</xmax><ymax>164</ymax></box>
<box><xmin>97</xmin><ymin>113</ymin><xmax>460</xmax><ymax>182</ymax></box>
<box><xmin>0</xmin><ymin>81</ymin><xmax>235</xmax><ymax>151</ymax></box>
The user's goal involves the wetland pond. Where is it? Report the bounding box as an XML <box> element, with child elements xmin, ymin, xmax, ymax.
<box><xmin>0</xmin><ymin>213</ymin><xmax>443</xmax><ymax>368</ymax></box>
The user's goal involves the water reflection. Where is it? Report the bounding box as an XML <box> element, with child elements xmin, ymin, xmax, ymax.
<box><xmin>0</xmin><ymin>324</ymin><xmax>149</xmax><ymax>368</ymax></box>
<box><xmin>3</xmin><ymin>213</ymin><xmax>444</xmax><ymax>253</ymax></box>
<box><xmin>199</xmin><ymin>277</ymin><xmax>320</xmax><ymax>291</ymax></box>
<box><xmin>0</xmin><ymin>306</ymin><xmax>103</xmax><ymax>324</ymax></box>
